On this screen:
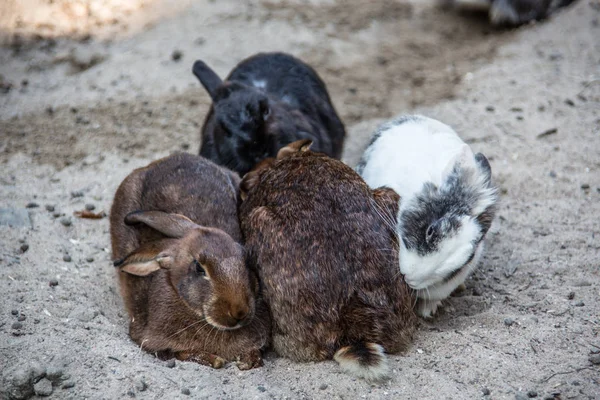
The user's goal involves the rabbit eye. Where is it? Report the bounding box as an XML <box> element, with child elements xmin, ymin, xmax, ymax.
<box><xmin>193</xmin><ymin>260</ymin><xmax>206</xmax><ymax>277</ymax></box>
<box><xmin>426</xmin><ymin>225</ymin><xmax>435</xmax><ymax>239</ymax></box>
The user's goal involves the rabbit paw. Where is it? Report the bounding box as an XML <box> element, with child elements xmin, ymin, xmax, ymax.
<box><xmin>236</xmin><ymin>350</ymin><xmax>263</xmax><ymax>370</ymax></box>
<box><xmin>417</xmin><ymin>299</ymin><xmax>443</xmax><ymax>318</ymax></box>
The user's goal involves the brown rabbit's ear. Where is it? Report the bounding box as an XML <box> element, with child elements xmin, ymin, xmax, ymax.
<box><xmin>115</xmin><ymin>242</ymin><xmax>174</xmax><ymax>277</ymax></box>
<box><xmin>371</xmin><ymin>186</ymin><xmax>400</xmax><ymax>222</ymax></box>
<box><xmin>240</xmin><ymin>158</ymin><xmax>273</xmax><ymax>201</ymax></box>
<box><xmin>276</xmin><ymin>139</ymin><xmax>313</xmax><ymax>160</ymax></box>
<box><xmin>125</xmin><ymin>211</ymin><xmax>199</xmax><ymax>239</ymax></box>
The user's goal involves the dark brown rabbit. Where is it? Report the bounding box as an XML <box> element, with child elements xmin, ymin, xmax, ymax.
<box><xmin>239</xmin><ymin>140</ymin><xmax>416</xmax><ymax>381</ymax></box>
<box><xmin>110</xmin><ymin>153</ymin><xmax>270</xmax><ymax>370</ymax></box>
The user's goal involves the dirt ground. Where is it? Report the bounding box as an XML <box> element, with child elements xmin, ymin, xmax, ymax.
<box><xmin>1</xmin><ymin>0</ymin><xmax>599</xmax><ymax>399</ymax></box>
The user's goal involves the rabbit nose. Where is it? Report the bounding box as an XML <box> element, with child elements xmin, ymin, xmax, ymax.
<box><xmin>228</xmin><ymin>305</ymin><xmax>250</xmax><ymax>322</ymax></box>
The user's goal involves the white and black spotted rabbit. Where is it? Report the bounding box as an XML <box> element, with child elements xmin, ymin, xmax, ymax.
<box><xmin>357</xmin><ymin>115</ymin><xmax>498</xmax><ymax>317</ymax></box>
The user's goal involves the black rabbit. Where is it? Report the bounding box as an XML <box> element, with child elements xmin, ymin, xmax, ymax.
<box><xmin>193</xmin><ymin>52</ymin><xmax>346</xmax><ymax>175</ymax></box>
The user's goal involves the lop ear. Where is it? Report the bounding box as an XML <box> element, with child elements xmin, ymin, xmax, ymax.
<box><xmin>240</xmin><ymin>159</ymin><xmax>274</xmax><ymax>201</ymax></box>
<box><xmin>371</xmin><ymin>186</ymin><xmax>400</xmax><ymax>224</ymax></box>
<box><xmin>125</xmin><ymin>211</ymin><xmax>199</xmax><ymax>239</ymax></box>
<box><xmin>114</xmin><ymin>242</ymin><xmax>174</xmax><ymax>277</ymax></box>
<box><xmin>192</xmin><ymin>60</ymin><xmax>223</xmax><ymax>100</ymax></box>
<box><xmin>276</xmin><ymin>139</ymin><xmax>313</xmax><ymax>160</ymax></box>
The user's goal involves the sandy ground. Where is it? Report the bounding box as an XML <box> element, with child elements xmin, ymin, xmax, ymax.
<box><xmin>1</xmin><ymin>0</ymin><xmax>599</xmax><ymax>399</ymax></box>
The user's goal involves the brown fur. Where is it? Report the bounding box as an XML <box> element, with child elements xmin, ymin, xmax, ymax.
<box><xmin>239</xmin><ymin>141</ymin><xmax>416</xmax><ymax>376</ymax></box>
<box><xmin>110</xmin><ymin>153</ymin><xmax>270</xmax><ymax>369</ymax></box>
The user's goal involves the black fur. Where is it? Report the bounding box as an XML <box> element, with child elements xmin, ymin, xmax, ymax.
<box><xmin>194</xmin><ymin>52</ymin><xmax>346</xmax><ymax>175</ymax></box>
<box><xmin>490</xmin><ymin>0</ymin><xmax>577</xmax><ymax>25</ymax></box>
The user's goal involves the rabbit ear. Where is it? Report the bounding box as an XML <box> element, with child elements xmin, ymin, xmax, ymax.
<box><xmin>125</xmin><ymin>211</ymin><xmax>199</xmax><ymax>239</ymax></box>
<box><xmin>276</xmin><ymin>139</ymin><xmax>313</xmax><ymax>160</ymax></box>
<box><xmin>240</xmin><ymin>159</ymin><xmax>274</xmax><ymax>201</ymax></box>
<box><xmin>114</xmin><ymin>242</ymin><xmax>174</xmax><ymax>276</ymax></box>
<box><xmin>192</xmin><ymin>60</ymin><xmax>223</xmax><ymax>100</ymax></box>
<box><xmin>474</xmin><ymin>152</ymin><xmax>492</xmax><ymax>185</ymax></box>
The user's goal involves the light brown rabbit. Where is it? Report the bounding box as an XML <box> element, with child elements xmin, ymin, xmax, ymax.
<box><xmin>239</xmin><ymin>140</ymin><xmax>416</xmax><ymax>382</ymax></box>
<box><xmin>110</xmin><ymin>153</ymin><xmax>270</xmax><ymax>370</ymax></box>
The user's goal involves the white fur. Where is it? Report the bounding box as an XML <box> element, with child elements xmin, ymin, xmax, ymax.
<box><xmin>359</xmin><ymin>115</ymin><xmax>494</xmax><ymax>317</ymax></box>
<box><xmin>360</xmin><ymin>116</ymin><xmax>472</xmax><ymax>212</ymax></box>
<box><xmin>399</xmin><ymin>216</ymin><xmax>479</xmax><ymax>290</ymax></box>
<box><xmin>334</xmin><ymin>343</ymin><xmax>389</xmax><ymax>382</ymax></box>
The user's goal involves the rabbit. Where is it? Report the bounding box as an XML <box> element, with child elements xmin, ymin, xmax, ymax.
<box><xmin>110</xmin><ymin>153</ymin><xmax>270</xmax><ymax>370</ymax></box>
<box><xmin>192</xmin><ymin>52</ymin><xmax>346</xmax><ymax>176</ymax></box>
<box><xmin>441</xmin><ymin>0</ymin><xmax>577</xmax><ymax>25</ymax></box>
<box><xmin>356</xmin><ymin>115</ymin><xmax>498</xmax><ymax>317</ymax></box>
<box><xmin>238</xmin><ymin>140</ymin><xmax>416</xmax><ymax>382</ymax></box>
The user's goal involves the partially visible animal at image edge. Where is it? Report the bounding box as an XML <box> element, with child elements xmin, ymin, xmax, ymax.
<box><xmin>442</xmin><ymin>0</ymin><xmax>578</xmax><ymax>25</ymax></box>
<box><xmin>357</xmin><ymin>115</ymin><xmax>499</xmax><ymax>317</ymax></box>
<box><xmin>110</xmin><ymin>153</ymin><xmax>270</xmax><ymax>370</ymax></box>
<box><xmin>192</xmin><ymin>52</ymin><xmax>346</xmax><ymax>176</ymax></box>
<box><xmin>239</xmin><ymin>140</ymin><xmax>417</xmax><ymax>382</ymax></box>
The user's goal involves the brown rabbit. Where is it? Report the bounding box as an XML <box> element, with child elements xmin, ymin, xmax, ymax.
<box><xmin>239</xmin><ymin>140</ymin><xmax>416</xmax><ymax>381</ymax></box>
<box><xmin>110</xmin><ymin>153</ymin><xmax>270</xmax><ymax>370</ymax></box>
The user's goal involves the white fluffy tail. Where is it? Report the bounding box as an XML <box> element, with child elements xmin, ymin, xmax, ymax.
<box><xmin>334</xmin><ymin>342</ymin><xmax>389</xmax><ymax>382</ymax></box>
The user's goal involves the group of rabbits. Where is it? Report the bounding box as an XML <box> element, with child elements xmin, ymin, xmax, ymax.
<box><xmin>110</xmin><ymin>52</ymin><xmax>498</xmax><ymax>381</ymax></box>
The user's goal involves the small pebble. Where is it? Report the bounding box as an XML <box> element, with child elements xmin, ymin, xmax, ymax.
<box><xmin>34</xmin><ymin>318</ymin><xmax>40</xmax><ymax>324</ymax></box>
<box><xmin>574</xmin><ymin>301</ymin><xmax>584</xmax><ymax>307</ymax></box>
<box><xmin>319</xmin><ymin>384</ymin><xmax>328</xmax><ymax>390</ymax></box>
<box><xmin>46</xmin><ymin>365</ymin><xmax>64</xmax><ymax>382</ymax></box>
<box><xmin>49</xmin><ymin>279</ymin><xmax>59</xmax><ymax>287</ymax></box>
<box><xmin>504</xmin><ymin>318</ymin><xmax>515</xmax><ymax>327</ymax></box>
<box><xmin>11</xmin><ymin>309</ymin><xmax>18</xmax><ymax>315</ymax></box>
<box><xmin>528</xmin><ymin>390</ymin><xmax>538</xmax><ymax>398</ymax></box>
<box><xmin>60</xmin><ymin>217</ymin><xmax>72</xmax><ymax>227</ymax></box>
<box><xmin>166</xmin><ymin>359</ymin><xmax>176</xmax><ymax>368</ymax></box>
<box><xmin>135</xmin><ymin>379</ymin><xmax>147</xmax><ymax>392</ymax></box>
<box><xmin>71</xmin><ymin>190</ymin><xmax>84</xmax><ymax>198</ymax></box>
<box><xmin>86</xmin><ymin>256</ymin><xmax>94</xmax><ymax>262</ymax></box>
<box><xmin>482</xmin><ymin>388</ymin><xmax>491</xmax><ymax>395</ymax></box>
<box><xmin>472</xmin><ymin>287</ymin><xmax>483</xmax><ymax>296</ymax></box>
<box><xmin>516</xmin><ymin>393</ymin><xmax>528</xmax><ymax>400</ymax></box>
<box><xmin>20</xmin><ymin>243</ymin><xmax>29</xmax><ymax>253</ymax></box>
<box><xmin>549</xmin><ymin>171</ymin><xmax>557</xmax><ymax>178</ymax></box>
<box><xmin>485</xmin><ymin>106</ymin><xmax>495</xmax><ymax>112</ymax></box>
<box><xmin>257</xmin><ymin>385</ymin><xmax>266</xmax><ymax>392</ymax></box>
<box><xmin>581</xmin><ymin>183</ymin><xmax>590</xmax><ymax>190</ymax></box>
<box><xmin>571</xmin><ymin>380</ymin><xmax>580</xmax><ymax>386</ymax></box>
<box><xmin>127</xmin><ymin>389</ymin><xmax>135</xmax><ymax>397</ymax></box>
<box><xmin>63</xmin><ymin>254</ymin><xmax>72</xmax><ymax>262</ymax></box>
<box><xmin>12</xmin><ymin>321</ymin><xmax>23</xmax><ymax>329</ymax></box>
<box><xmin>172</xmin><ymin>50</ymin><xmax>183</xmax><ymax>61</ymax></box>
<box><xmin>567</xmin><ymin>291</ymin><xmax>575</xmax><ymax>300</ymax></box>
<box><xmin>564</xmin><ymin>99</ymin><xmax>575</xmax><ymax>107</ymax></box>
<box><xmin>62</xmin><ymin>381</ymin><xmax>75</xmax><ymax>389</ymax></box>
<box><xmin>52</xmin><ymin>211</ymin><xmax>61</xmax><ymax>218</ymax></box>
<box><xmin>45</xmin><ymin>204</ymin><xmax>55</xmax><ymax>212</ymax></box>
<box><xmin>34</xmin><ymin>378</ymin><xmax>53</xmax><ymax>396</ymax></box>
<box><xmin>26</xmin><ymin>202</ymin><xmax>39</xmax><ymax>208</ymax></box>
<box><xmin>510</xmin><ymin>107</ymin><xmax>523</xmax><ymax>112</ymax></box>
<box><xmin>18</xmin><ymin>315</ymin><xmax>26</xmax><ymax>321</ymax></box>
<box><xmin>181</xmin><ymin>387</ymin><xmax>191</xmax><ymax>395</ymax></box>
<box><xmin>85</xmin><ymin>203</ymin><xmax>95</xmax><ymax>211</ymax></box>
